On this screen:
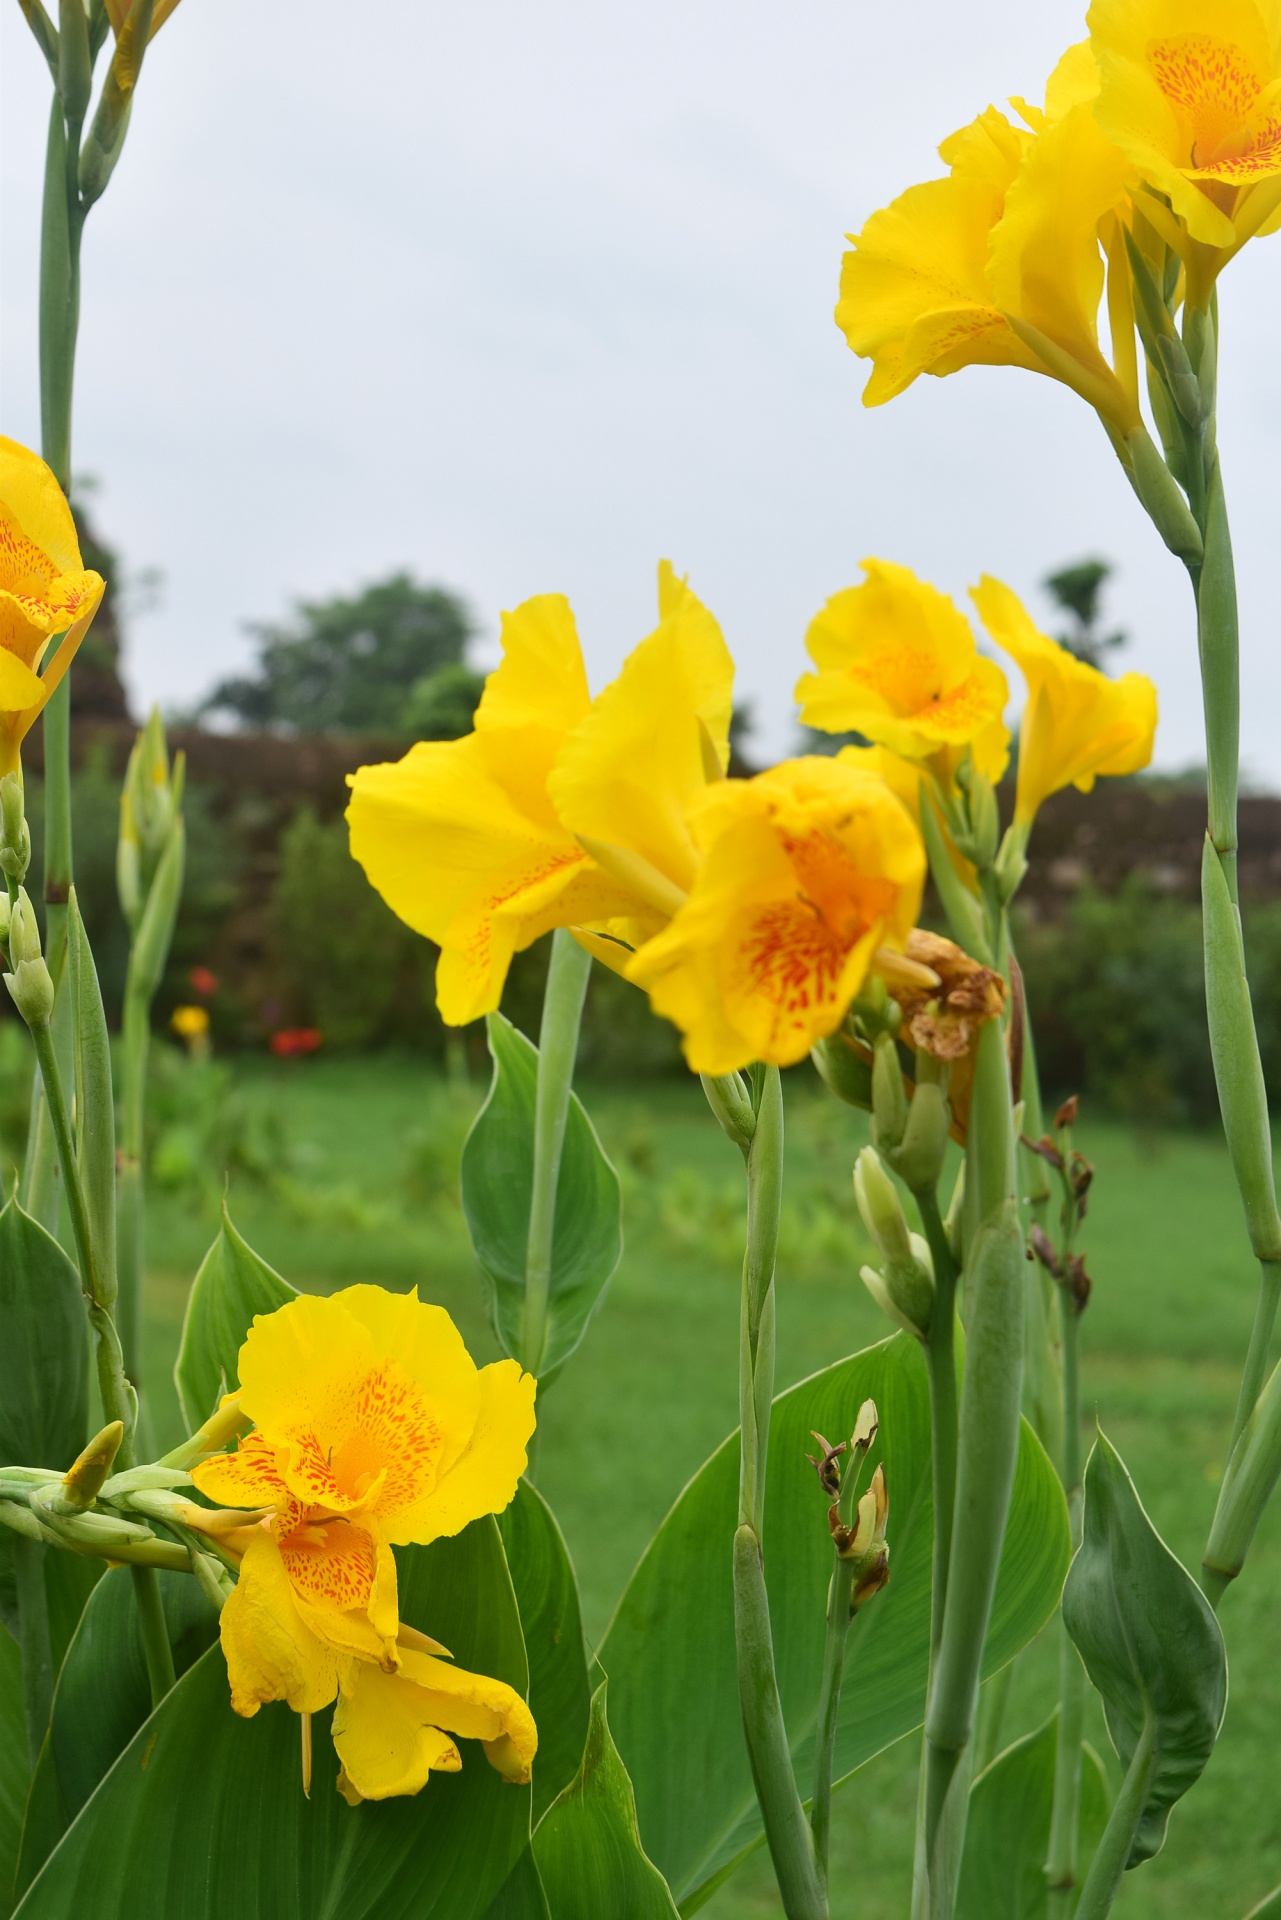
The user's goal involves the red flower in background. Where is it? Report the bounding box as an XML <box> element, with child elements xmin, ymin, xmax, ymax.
<box><xmin>269</xmin><ymin>1027</ymin><xmax>323</xmax><ymax>1058</ymax></box>
<box><xmin>189</xmin><ymin>966</ymin><xmax>219</xmax><ymax>998</ymax></box>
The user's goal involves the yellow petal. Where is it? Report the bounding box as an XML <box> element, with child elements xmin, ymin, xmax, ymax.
<box><xmin>970</xmin><ymin>573</ymin><xmax>1157</xmax><ymax>821</ymax></box>
<box><xmin>331</xmin><ymin>1661</ymin><xmax>480</xmax><ymax>1802</ymax></box>
<box><xmin>190</xmin><ymin>1428</ymin><xmax>289</xmax><ymax>1509</ymax></box>
<box><xmin>218</xmin><ymin>1529</ymin><xmax>341</xmax><ymax>1718</ymax></box>
<box><xmin>0</xmin><ymin>438</ymin><xmax>82</xmax><ymax>576</ymax></box>
<box><xmin>388</xmin><ymin>1359</ymin><xmax>536</xmax><ymax>1546</ymax></box>
<box><xmin>629</xmin><ymin>758</ymin><xmax>926</xmax><ymax>1075</ymax></box>
<box><xmin>327</xmin><ymin>1286</ymin><xmax>482</xmax><ymax>1487</ymax></box>
<box><xmin>548</xmin><ymin>563</ymin><xmax>735</xmax><ymax>896</ymax></box>
<box><xmin>475</xmin><ymin>593</ymin><xmax>591</xmax><ymax>738</ymax></box>
<box><xmin>796</xmin><ymin>560</ymin><xmax>1010</xmax><ymax>776</ymax></box>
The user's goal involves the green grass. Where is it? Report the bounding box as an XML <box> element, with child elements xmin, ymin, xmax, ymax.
<box><xmin>139</xmin><ymin>1054</ymin><xmax>1281</xmax><ymax>1920</ymax></box>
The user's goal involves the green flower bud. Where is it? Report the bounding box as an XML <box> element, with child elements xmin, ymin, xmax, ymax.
<box><xmin>854</xmin><ymin>1146</ymin><xmax>912</xmax><ymax>1264</ymax></box>
<box><xmin>883</xmin><ymin>1078</ymin><xmax>951</xmax><ymax>1194</ymax></box>
<box><xmin>870</xmin><ymin>1032</ymin><xmax>907</xmax><ymax>1152</ymax></box>
<box><xmin>0</xmin><ymin>772</ymin><xmax>30</xmax><ymax>884</ymax></box>
<box><xmin>4</xmin><ymin>889</ymin><xmax>52</xmax><ymax>1027</ymax></box>
<box><xmin>860</xmin><ymin>1230</ymin><xmax>935</xmax><ymax>1340</ymax></box>
<box><xmin>811</xmin><ymin>1031</ymin><xmax>873</xmax><ymax>1111</ymax></box>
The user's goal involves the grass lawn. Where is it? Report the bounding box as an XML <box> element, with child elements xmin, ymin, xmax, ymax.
<box><xmin>139</xmin><ymin>1052</ymin><xmax>1281</xmax><ymax>1919</ymax></box>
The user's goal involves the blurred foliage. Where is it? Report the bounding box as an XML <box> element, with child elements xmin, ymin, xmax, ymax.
<box><xmin>1017</xmin><ymin>881</ymin><xmax>1281</xmax><ymax>1125</ymax></box>
<box><xmin>201</xmin><ymin>573</ymin><xmax>476</xmax><ymax>736</ymax></box>
<box><xmin>1042</xmin><ymin>556</ymin><xmax>1127</xmax><ymax>670</ymax></box>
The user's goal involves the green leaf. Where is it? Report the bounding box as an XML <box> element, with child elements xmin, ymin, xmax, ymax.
<box><xmin>15</xmin><ymin>1519</ymin><xmax>531</xmax><ymax>1919</ymax></box>
<box><xmin>533</xmin><ymin>1684</ymin><xmax>679</xmax><ymax>1919</ymax></box>
<box><xmin>461</xmin><ymin>1014</ymin><xmax>621</xmax><ymax>1381</ymax></box>
<box><xmin>1062</xmin><ymin>1432</ymin><xmax>1226</xmax><ymax>1866</ymax></box>
<box><xmin>1245</xmin><ymin>1887</ymin><xmax>1281</xmax><ymax>1919</ymax></box>
<box><xmin>13</xmin><ymin>1568</ymin><xmax>218</xmax><ymax>1902</ymax></box>
<box><xmin>498</xmin><ymin>1482</ymin><xmax>591</xmax><ymax>1821</ymax></box>
<box><xmin>480</xmin><ymin>1849</ymin><xmax>552</xmax><ymax>1920</ymax></box>
<box><xmin>0</xmin><ymin>1626</ymin><xmax>29</xmax><ymax>1909</ymax></box>
<box><xmin>599</xmin><ymin>1335</ymin><xmax>1069</xmax><ymax>1907</ymax></box>
<box><xmin>174</xmin><ymin>1205</ymin><xmax>297</xmax><ymax>1431</ymax></box>
<box><xmin>955</xmin><ymin>1713</ymin><xmax>1111</xmax><ymax>1920</ymax></box>
<box><xmin>0</xmin><ymin>1194</ymin><xmax>88</xmax><ymax>1471</ymax></box>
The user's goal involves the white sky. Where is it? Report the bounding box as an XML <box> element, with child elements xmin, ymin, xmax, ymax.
<box><xmin>3</xmin><ymin>0</ymin><xmax>1281</xmax><ymax>775</ymax></box>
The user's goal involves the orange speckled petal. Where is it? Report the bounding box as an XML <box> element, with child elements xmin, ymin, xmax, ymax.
<box><xmin>190</xmin><ymin>1428</ymin><xmax>290</xmax><ymax>1509</ymax></box>
<box><xmin>382</xmin><ymin>1359</ymin><xmax>536</xmax><ymax>1547</ymax></box>
<box><xmin>217</xmin><ymin>1529</ymin><xmax>340</xmax><ymax>1718</ymax></box>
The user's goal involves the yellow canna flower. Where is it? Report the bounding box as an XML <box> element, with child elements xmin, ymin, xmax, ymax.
<box><xmin>169</xmin><ymin>1004</ymin><xmax>209</xmax><ymax>1039</ymax></box>
<box><xmin>836</xmin><ymin>51</ymin><xmax>1140</xmax><ymax>430</ymax></box>
<box><xmin>189</xmin><ymin>1287</ymin><xmax>537</xmax><ymax>1800</ymax></box>
<box><xmin>0</xmin><ymin>438</ymin><xmax>105</xmax><ymax>775</ymax></box>
<box><xmin>971</xmin><ymin>574</ymin><xmax>1158</xmax><ymax>824</ymax></box>
<box><xmin>1088</xmin><ymin>0</ymin><xmax>1281</xmax><ymax>276</ymax></box>
<box><xmin>333</xmin><ymin>1644</ymin><xmax>537</xmax><ymax>1804</ymax></box>
<box><xmin>346</xmin><ymin>565</ymin><xmax>733</xmax><ymax>1023</ymax></box>
<box><xmin>627</xmin><ymin>757</ymin><xmax>926</xmax><ymax>1075</ymax></box>
<box><xmin>192</xmin><ymin>1288</ymin><xmax>535</xmax><ymax>1672</ymax></box>
<box><xmin>796</xmin><ymin>560</ymin><xmax>1010</xmax><ymax>792</ymax></box>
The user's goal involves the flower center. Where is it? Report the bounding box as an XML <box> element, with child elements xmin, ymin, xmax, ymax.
<box><xmin>1150</xmin><ymin>34</ymin><xmax>1281</xmax><ymax>177</ymax></box>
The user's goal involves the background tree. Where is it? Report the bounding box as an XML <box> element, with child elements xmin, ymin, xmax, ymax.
<box><xmin>1042</xmin><ymin>557</ymin><xmax>1127</xmax><ymax>671</ymax></box>
<box><xmin>202</xmin><ymin>573</ymin><xmax>478</xmax><ymax>736</ymax></box>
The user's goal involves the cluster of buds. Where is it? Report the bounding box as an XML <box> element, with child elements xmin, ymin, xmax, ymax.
<box><xmin>0</xmin><ymin>771</ymin><xmax>31</xmax><ymax>886</ymax></box>
<box><xmin>3</xmin><ymin>887</ymin><xmax>54</xmax><ymax>1029</ymax></box>
<box><xmin>854</xmin><ymin>1147</ymin><xmax>935</xmax><ymax>1340</ymax></box>
<box><xmin>1027</xmin><ymin>1225</ymin><xmax>1092</xmax><ymax>1314</ymax></box>
<box><xmin>0</xmin><ymin>1400</ymin><xmax>250</xmax><ymax>1608</ymax></box>
<box><xmin>809</xmin><ymin>1400</ymin><xmax>891</xmax><ymax>1614</ymax></box>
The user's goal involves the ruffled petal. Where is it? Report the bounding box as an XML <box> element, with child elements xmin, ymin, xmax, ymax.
<box><xmin>384</xmin><ymin>1360</ymin><xmax>536</xmax><ymax>1547</ymax></box>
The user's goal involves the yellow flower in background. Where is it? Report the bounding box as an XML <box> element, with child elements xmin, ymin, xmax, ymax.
<box><xmin>333</xmin><ymin>1643</ymin><xmax>537</xmax><ymax>1804</ymax></box>
<box><xmin>1089</xmin><ymin>0</ymin><xmax>1281</xmax><ymax>270</ymax></box>
<box><xmin>971</xmin><ymin>575</ymin><xmax>1158</xmax><ymax>824</ymax></box>
<box><xmin>0</xmin><ymin>438</ymin><xmax>105</xmax><ymax>774</ymax></box>
<box><xmin>548</xmin><ymin>562</ymin><xmax>734</xmax><ymax>967</ymax></box>
<box><xmin>170</xmin><ymin>1004</ymin><xmax>209</xmax><ymax>1039</ymax></box>
<box><xmin>836</xmin><ymin>50</ymin><xmax>1140</xmax><ymax>429</ymax></box>
<box><xmin>192</xmin><ymin>1287</ymin><xmax>536</xmax><ymax>1686</ymax></box>
<box><xmin>838</xmin><ymin>743</ymin><xmax>979</xmax><ymax>889</ymax></box>
<box><xmin>796</xmin><ymin>560</ymin><xmax>1010</xmax><ymax>790</ymax></box>
<box><xmin>347</xmin><ymin>565</ymin><xmax>733</xmax><ymax>1022</ymax></box>
<box><xmin>628</xmin><ymin>757</ymin><xmax>926</xmax><ymax>1075</ymax></box>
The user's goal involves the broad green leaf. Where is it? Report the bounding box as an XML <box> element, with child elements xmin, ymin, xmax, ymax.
<box><xmin>533</xmin><ymin>1685</ymin><xmax>679</xmax><ymax>1919</ymax></box>
<box><xmin>498</xmin><ymin>1481</ymin><xmax>591</xmax><ymax>1820</ymax></box>
<box><xmin>15</xmin><ymin>1519</ymin><xmax>531</xmax><ymax>1920</ymax></box>
<box><xmin>0</xmin><ymin>1626</ymin><xmax>29</xmax><ymax>1909</ymax></box>
<box><xmin>0</xmin><ymin>1195</ymin><xmax>88</xmax><ymax>1472</ymax></box>
<box><xmin>13</xmin><ymin>1568</ymin><xmax>218</xmax><ymax>1901</ymax></box>
<box><xmin>1062</xmin><ymin>1432</ymin><xmax>1226</xmax><ymax>1866</ymax></box>
<box><xmin>174</xmin><ymin>1205</ymin><xmax>296</xmax><ymax>1431</ymax></box>
<box><xmin>480</xmin><ymin>1849</ymin><xmax>552</xmax><ymax>1920</ymax></box>
<box><xmin>955</xmin><ymin>1712</ymin><xmax>1110</xmax><ymax>1920</ymax></box>
<box><xmin>1245</xmin><ymin>1888</ymin><xmax>1281</xmax><ymax>1918</ymax></box>
<box><xmin>461</xmin><ymin>1014</ymin><xmax>621</xmax><ymax>1381</ymax></box>
<box><xmin>599</xmin><ymin>1335</ymin><xmax>1069</xmax><ymax>1907</ymax></box>
<box><xmin>12</xmin><ymin>1740</ymin><xmax>64</xmax><ymax>1918</ymax></box>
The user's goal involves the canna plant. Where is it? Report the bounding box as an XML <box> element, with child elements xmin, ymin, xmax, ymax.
<box><xmin>0</xmin><ymin>1</ymin><xmax>1277</xmax><ymax>1918</ymax></box>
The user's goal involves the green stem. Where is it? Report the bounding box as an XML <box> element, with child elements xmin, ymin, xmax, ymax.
<box><xmin>973</xmin><ymin>1662</ymin><xmax>1016</xmax><ymax>1776</ymax></box>
<box><xmin>917</xmin><ymin>1186</ymin><xmax>958</xmax><ymax>1663</ymax></box>
<box><xmin>809</xmin><ymin>1552</ymin><xmax>855</xmax><ymax>1884</ymax></box>
<box><xmin>1071</xmin><ymin>1713</ymin><xmax>1157</xmax><ymax>1920</ymax></box>
<box><xmin>129</xmin><ymin>1563</ymin><xmax>175</xmax><ymax>1707</ymax></box>
<box><xmin>29</xmin><ymin>1019</ymin><xmax>132</xmax><ymax>1456</ymax></box>
<box><xmin>1046</xmin><ymin>1298</ymin><xmax>1085</xmax><ymax>1915</ymax></box>
<box><xmin>519</xmin><ymin>929</ymin><xmax>592</xmax><ymax>1379</ymax></box>
<box><xmin>11</xmin><ymin>1536</ymin><xmax>54</xmax><ymax>1764</ymax></box>
<box><xmin>117</xmin><ymin>985</ymin><xmax>148</xmax><ymax>1387</ymax></box>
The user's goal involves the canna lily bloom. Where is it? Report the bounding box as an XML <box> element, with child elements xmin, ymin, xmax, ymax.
<box><xmin>333</xmin><ymin>1642</ymin><xmax>537</xmax><ymax>1804</ymax></box>
<box><xmin>970</xmin><ymin>575</ymin><xmax>1157</xmax><ymax>825</ymax></box>
<box><xmin>0</xmin><ymin>438</ymin><xmax>105</xmax><ymax>774</ymax></box>
<box><xmin>796</xmin><ymin>560</ymin><xmax>1010</xmax><ymax>791</ymax></box>
<box><xmin>192</xmin><ymin>1287</ymin><xmax>536</xmax><ymax>1681</ymax></box>
<box><xmin>836</xmin><ymin>50</ymin><xmax>1141</xmax><ymax>431</ymax></box>
<box><xmin>628</xmin><ymin>757</ymin><xmax>926</xmax><ymax>1075</ymax></box>
<box><xmin>346</xmin><ymin>565</ymin><xmax>732</xmax><ymax>1024</ymax></box>
<box><xmin>1089</xmin><ymin>0</ymin><xmax>1281</xmax><ymax>274</ymax></box>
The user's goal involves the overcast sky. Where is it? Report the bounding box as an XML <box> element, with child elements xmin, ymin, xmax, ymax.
<box><xmin>4</xmin><ymin>0</ymin><xmax>1281</xmax><ymax>775</ymax></box>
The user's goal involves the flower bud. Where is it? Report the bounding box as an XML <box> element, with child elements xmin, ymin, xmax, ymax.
<box><xmin>811</xmin><ymin>1031</ymin><xmax>873</xmax><ymax>1111</ymax></box>
<box><xmin>854</xmin><ymin>1147</ymin><xmax>911</xmax><ymax>1264</ymax></box>
<box><xmin>831</xmin><ymin>1463</ymin><xmax>890</xmax><ymax>1611</ymax></box>
<box><xmin>870</xmin><ymin>1032</ymin><xmax>907</xmax><ymax>1152</ymax></box>
<box><xmin>883</xmin><ymin>1077</ymin><xmax>951</xmax><ymax>1194</ymax></box>
<box><xmin>61</xmin><ymin>1421</ymin><xmax>124</xmax><ymax>1511</ymax></box>
<box><xmin>860</xmin><ymin>1231</ymin><xmax>935</xmax><ymax>1340</ymax></box>
<box><xmin>0</xmin><ymin>772</ymin><xmax>29</xmax><ymax>883</ymax></box>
